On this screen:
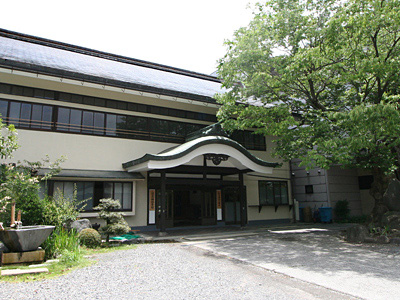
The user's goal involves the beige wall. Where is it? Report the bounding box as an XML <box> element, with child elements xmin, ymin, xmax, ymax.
<box><xmin>245</xmin><ymin>175</ymin><xmax>292</xmax><ymax>222</ymax></box>
<box><xmin>1</xmin><ymin>70</ymin><xmax>292</xmax><ymax>226</ymax></box>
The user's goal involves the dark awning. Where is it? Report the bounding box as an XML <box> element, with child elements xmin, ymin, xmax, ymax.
<box><xmin>37</xmin><ymin>169</ymin><xmax>144</xmax><ymax>180</ymax></box>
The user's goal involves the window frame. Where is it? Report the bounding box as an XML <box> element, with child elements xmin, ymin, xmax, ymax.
<box><xmin>47</xmin><ymin>180</ymin><xmax>133</xmax><ymax>212</ymax></box>
<box><xmin>258</xmin><ymin>180</ymin><xmax>289</xmax><ymax>206</ymax></box>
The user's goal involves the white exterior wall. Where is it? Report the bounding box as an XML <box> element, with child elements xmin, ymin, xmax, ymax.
<box><xmin>1</xmin><ymin>70</ymin><xmax>292</xmax><ymax>227</ymax></box>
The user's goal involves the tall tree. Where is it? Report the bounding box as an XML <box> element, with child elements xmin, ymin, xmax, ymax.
<box><xmin>216</xmin><ymin>0</ymin><xmax>400</xmax><ymax>218</ymax></box>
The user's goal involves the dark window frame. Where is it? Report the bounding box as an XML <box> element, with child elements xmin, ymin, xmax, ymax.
<box><xmin>258</xmin><ymin>180</ymin><xmax>289</xmax><ymax>206</ymax></box>
<box><xmin>0</xmin><ymin>95</ymin><xmax>265</xmax><ymax>150</ymax></box>
<box><xmin>47</xmin><ymin>180</ymin><xmax>133</xmax><ymax>212</ymax></box>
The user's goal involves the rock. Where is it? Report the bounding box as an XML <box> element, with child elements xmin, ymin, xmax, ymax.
<box><xmin>382</xmin><ymin>179</ymin><xmax>400</xmax><ymax>211</ymax></box>
<box><xmin>376</xmin><ymin>235</ymin><xmax>390</xmax><ymax>244</ymax></box>
<box><xmin>372</xmin><ymin>202</ymin><xmax>389</xmax><ymax>224</ymax></box>
<box><xmin>381</xmin><ymin>211</ymin><xmax>400</xmax><ymax>230</ymax></box>
<box><xmin>70</xmin><ymin>219</ymin><xmax>92</xmax><ymax>233</ymax></box>
<box><xmin>390</xmin><ymin>237</ymin><xmax>400</xmax><ymax>245</ymax></box>
<box><xmin>363</xmin><ymin>237</ymin><xmax>377</xmax><ymax>243</ymax></box>
<box><xmin>346</xmin><ymin>225</ymin><xmax>370</xmax><ymax>243</ymax></box>
<box><xmin>0</xmin><ymin>241</ymin><xmax>9</xmax><ymax>253</ymax></box>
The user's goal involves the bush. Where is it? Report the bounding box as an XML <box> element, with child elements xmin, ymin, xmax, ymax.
<box><xmin>94</xmin><ymin>198</ymin><xmax>131</xmax><ymax>243</ymax></box>
<box><xmin>78</xmin><ymin>228</ymin><xmax>101</xmax><ymax>248</ymax></box>
<box><xmin>42</xmin><ymin>228</ymin><xmax>80</xmax><ymax>260</ymax></box>
<box><xmin>334</xmin><ymin>200</ymin><xmax>350</xmax><ymax>221</ymax></box>
<box><xmin>42</xmin><ymin>189</ymin><xmax>87</xmax><ymax>230</ymax></box>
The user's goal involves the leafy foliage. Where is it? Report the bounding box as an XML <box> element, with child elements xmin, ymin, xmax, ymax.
<box><xmin>0</xmin><ymin>157</ymin><xmax>66</xmax><ymax>226</ymax></box>
<box><xmin>78</xmin><ymin>228</ymin><xmax>102</xmax><ymax>248</ymax></box>
<box><xmin>94</xmin><ymin>198</ymin><xmax>131</xmax><ymax>243</ymax></box>
<box><xmin>0</xmin><ymin>119</ymin><xmax>18</xmax><ymax>159</ymax></box>
<box><xmin>334</xmin><ymin>200</ymin><xmax>350</xmax><ymax>221</ymax></box>
<box><xmin>42</xmin><ymin>228</ymin><xmax>80</xmax><ymax>260</ymax></box>
<box><xmin>217</xmin><ymin>0</ymin><xmax>400</xmax><ymax>208</ymax></box>
<box><xmin>42</xmin><ymin>189</ymin><xmax>87</xmax><ymax>230</ymax></box>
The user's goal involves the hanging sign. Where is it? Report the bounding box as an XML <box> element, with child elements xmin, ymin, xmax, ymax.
<box><xmin>149</xmin><ymin>189</ymin><xmax>156</xmax><ymax>224</ymax></box>
<box><xmin>216</xmin><ymin>190</ymin><xmax>222</xmax><ymax>221</ymax></box>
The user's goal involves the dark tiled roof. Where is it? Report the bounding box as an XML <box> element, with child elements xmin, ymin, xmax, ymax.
<box><xmin>37</xmin><ymin>168</ymin><xmax>144</xmax><ymax>180</ymax></box>
<box><xmin>123</xmin><ymin>136</ymin><xmax>278</xmax><ymax>169</ymax></box>
<box><xmin>0</xmin><ymin>29</ymin><xmax>224</xmax><ymax>103</ymax></box>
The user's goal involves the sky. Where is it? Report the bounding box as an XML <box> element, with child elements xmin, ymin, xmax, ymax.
<box><xmin>0</xmin><ymin>0</ymin><xmax>260</xmax><ymax>75</ymax></box>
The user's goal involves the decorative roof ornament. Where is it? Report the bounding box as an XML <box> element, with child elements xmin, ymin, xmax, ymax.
<box><xmin>185</xmin><ymin>122</ymin><xmax>229</xmax><ymax>142</ymax></box>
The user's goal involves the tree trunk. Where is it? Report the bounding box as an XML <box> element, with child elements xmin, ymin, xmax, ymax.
<box><xmin>370</xmin><ymin>167</ymin><xmax>390</xmax><ymax>224</ymax></box>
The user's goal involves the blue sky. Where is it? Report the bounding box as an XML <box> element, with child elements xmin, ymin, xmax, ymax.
<box><xmin>1</xmin><ymin>0</ymin><xmax>259</xmax><ymax>75</ymax></box>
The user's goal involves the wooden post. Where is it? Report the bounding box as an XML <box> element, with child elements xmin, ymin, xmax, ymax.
<box><xmin>239</xmin><ymin>173</ymin><xmax>246</xmax><ymax>228</ymax></box>
<box><xmin>10</xmin><ymin>202</ymin><xmax>16</xmax><ymax>226</ymax></box>
<box><xmin>160</xmin><ymin>170</ymin><xmax>167</xmax><ymax>234</ymax></box>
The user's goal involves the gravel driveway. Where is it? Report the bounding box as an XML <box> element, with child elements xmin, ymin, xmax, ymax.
<box><xmin>0</xmin><ymin>243</ymin><xmax>356</xmax><ymax>300</ymax></box>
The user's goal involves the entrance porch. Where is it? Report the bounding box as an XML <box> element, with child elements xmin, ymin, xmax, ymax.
<box><xmin>122</xmin><ymin>123</ymin><xmax>278</xmax><ymax>233</ymax></box>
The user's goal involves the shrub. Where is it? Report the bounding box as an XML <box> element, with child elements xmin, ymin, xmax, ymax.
<box><xmin>42</xmin><ymin>228</ymin><xmax>80</xmax><ymax>260</ymax></box>
<box><xmin>78</xmin><ymin>228</ymin><xmax>101</xmax><ymax>248</ymax></box>
<box><xmin>94</xmin><ymin>198</ymin><xmax>131</xmax><ymax>243</ymax></box>
<box><xmin>42</xmin><ymin>188</ymin><xmax>87</xmax><ymax>230</ymax></box>
<box><xmin>334</xmin><ymin>200</ymin><xmax>350</xmax><ymax>221</ymax></box>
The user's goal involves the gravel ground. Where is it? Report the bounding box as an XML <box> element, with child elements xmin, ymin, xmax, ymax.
<box><xmin>0</xmin><ymin>244</ymin><xmax>356</xmax><ymax>300</ymax></box>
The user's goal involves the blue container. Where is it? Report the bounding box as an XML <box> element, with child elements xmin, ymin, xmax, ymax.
<box><xmin>319</xmin><ymin>207</ymin><xmax>332</xmax><ymax>223</ymax></box>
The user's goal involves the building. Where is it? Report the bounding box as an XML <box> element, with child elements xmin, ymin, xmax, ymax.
<box><xmin>291</xmin><ymin>159</ymin><xmax>375</xmax><ymax>219</ymax></box>
<box><xmin>0</xmin><ymin>29</ymin><xmax>293</xmax><ymax>232</ymax></box>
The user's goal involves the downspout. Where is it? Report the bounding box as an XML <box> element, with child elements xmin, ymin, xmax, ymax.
<box><xmin>289</xmin><ymin>161</ymin><xmax>296</xmax><ymax>223</ymax></box>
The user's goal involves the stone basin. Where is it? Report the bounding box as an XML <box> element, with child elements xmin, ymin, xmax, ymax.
<box><xmin>0</xmin><ymin>225</ymin><xmax>55</xmax><ymax>252</ymax></box>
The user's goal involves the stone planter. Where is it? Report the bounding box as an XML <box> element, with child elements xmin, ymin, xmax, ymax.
<box><xmin>0</xmin><ymin>225</ymin><xmax>55</xmax><ymax>252</ymax></box>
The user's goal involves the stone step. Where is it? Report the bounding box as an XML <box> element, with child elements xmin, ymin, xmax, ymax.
<box><xmin>1</xmin><ymin>267</ymin><xmax>48</xmax><ymax>276</ymax></box>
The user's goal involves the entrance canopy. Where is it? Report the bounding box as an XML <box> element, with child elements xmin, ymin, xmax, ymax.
<box><xmin>122</xmin><ymin>135</ymin><xmax>278</xmax><ymax>174</ymax></box>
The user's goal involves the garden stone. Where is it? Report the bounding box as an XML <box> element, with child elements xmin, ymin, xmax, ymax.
<box><xmin>0</xmin><ymin>241</ymin><xmax>9</xmax><ymax>253</ymax></box>
<box><xmin>346</xmin><ymin>224</ymin><xmax>369</xmax><ymax>243</ymax></box>
<box><xmin>70</xmin><ymin>219</ymin><xmax>92</xmax><ymax>233</ymax></box>
<box><xmin>376</xmin><ymin>235</ymin><xmax>390</xmax><ymax>244</ymax></box>
<box><xmin>382</xmin><ymin>178</ymin><xmax>400</xmax><ymax>211</ymax></box>
<box><xmin>381</xmin><ymin>211</ymin><xmax>400</xmax><ymax>230</ymax></box>
<box><xmin>390</xmin><ymin>237</ymin><xmax>400</xmax><ymax>244</ymax></box>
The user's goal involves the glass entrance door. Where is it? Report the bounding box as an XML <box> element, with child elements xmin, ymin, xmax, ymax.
<box><xmin>155</xmin><ymin>186</ymin><xmax>217</xmax><ymax>227</ymax></box>
<box><xmin>224</xmin><ymin>187</ymin><xmax>241</xmax><ymax>225</ymax></box>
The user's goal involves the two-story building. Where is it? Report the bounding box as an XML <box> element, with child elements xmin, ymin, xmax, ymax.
<box><xmin>0</xmin><ymin>28</ymin><xmax>293</xmax><ymax>232</ymax></box>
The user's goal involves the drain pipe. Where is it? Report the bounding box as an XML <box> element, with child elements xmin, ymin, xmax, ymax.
<box><xmin>289</xmin><ymin>161</ymin><xmax>297</xmax><ymax>223</ymax></box>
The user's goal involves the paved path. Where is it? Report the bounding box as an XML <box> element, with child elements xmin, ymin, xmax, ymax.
<box><xmin>0</xmin><ymin>244</ymin><xmax>357</xmax><ymax>300</ymax></box>
<box><xmin>184</xmin><ymin>227</ymin><xmax>400</xmax><ymax>300</ymax></box>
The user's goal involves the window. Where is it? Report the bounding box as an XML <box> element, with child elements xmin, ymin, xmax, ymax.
<box><xmin>259</xmin><ymin>181</ymin><xmax>289</xmax><ymax>206</ymax></box>
<box><xmin>2</xmin><ymin>100</ymin><xmax>53</xmax><ymax>129</ymax></box>
<box><xmin>0</xmin><ymin>82</ymin><xmax>217</xmax><ymax>122</ymax></box>
<box><xmin>0</xmin><ymin>100</ymin><xmax>8</xmax><ymax>120</ymax></box>
<box><xmin>358</xmin><ymin>175</ymin><xmax>374</xmax><ymax>190</ymax></box>
<box><xmin>0</xmin><ymin>98</ymin><xmax>215</xmax><ymax>145</ymax></box>
<box><xmin>49</xmin><ymin>181</ymin><xmax>133</xmax><ymax>212</ymax></box>
<box><xmin>53</xmin><ymin>181</ymin><xmax>94</xmax><ymax>210</ymax></box>
<box><xmin>305</xmin><ymin>185</ymin><xmax>314</xmax><ymax>194</ymax></box>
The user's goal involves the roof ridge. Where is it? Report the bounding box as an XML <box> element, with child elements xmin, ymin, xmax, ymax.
<box><xmin>0</xmin><ymin>28</ymin><xmax>221</xmax><ymax>83</ymax></box>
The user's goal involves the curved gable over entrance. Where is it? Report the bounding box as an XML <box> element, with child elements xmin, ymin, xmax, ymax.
<box><xmin>122</xmin><ymin>135</ymin><xmax>278</xmax><ymax>174</ymax></box>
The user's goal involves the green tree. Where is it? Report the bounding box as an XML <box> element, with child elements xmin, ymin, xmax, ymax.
<box><xmin>0</xmin><ymin>119</ymin><xmax>18</xmax><ymax>159</ymax></box>
<box><xmin>94</xmin><ymin>198</ymin><xmax>131</xmax><ymax>243</ymax></box>
<box><xmin>216</xmin><ymin>0</ymin><xmax>400</xmax><ymax>219</ymax></box>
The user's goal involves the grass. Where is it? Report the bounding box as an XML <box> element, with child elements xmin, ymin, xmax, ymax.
<box><xmin>0</xmin><ymin>244</ymin><xmax>137</xmax><ymax>283</ymax></box>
